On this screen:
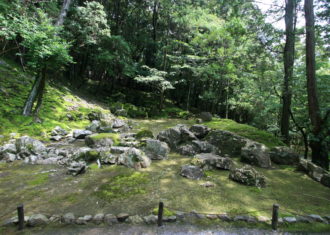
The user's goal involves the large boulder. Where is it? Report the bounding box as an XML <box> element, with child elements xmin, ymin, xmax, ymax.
<box><xmin>180</xmin><ymin>165</ymin><xmax>204</xmax><ymax>180</ymax></box>
<box><xmin>15</xmin><ymin>136</ymin><xmax>46</xmax><ymax>156</ymax></box>
<box><xmin>85</xmin><ymin>133</ymin><xmax>118</xmax><ymax>147</ymax></box>
<box><xmin>67</xmin><ymin>161</ymin><xmax>86</xmax><ymax>176</ymax></box>
<box><xmin>73</xmin><ymin>130</ymin><xmax>92</xmax><ymax>139</ymax></box>
<box><xmin>321</xmin><ymin>174</ymin><xmax>330</xmax><ymax>188</ymax></box>
<box><xmin>199</xmin><ymin>112</ymin><xmax>212</xmax><ymax>122</ymax></box>
<box><xmin>27</xmin><ymin>214</ymin><xmax>49</xmax><ymax>227</ymax></box>
<box><xmin>157</xmin><ymin>124</ymin><xmax>197</xmax><ymax>150</ymax></box>
<box><xmin>189</xmin><ymin>125</ymin><xmax>211</xmax><ymax>139</ymax></box>
<box><xmin>241</xmin><ymin>141</ymin><xmax>272</xmax><ymax>168</ymax></box>
<box><xmin>144</xmin><ymin>139</ymin><xmax>170</xmax><ymax>160</ymax></box>
<box><xmin>0</xmin><ymin>144</ymin><xmax>17</xmax><ymax>162</ymax></box>
<box><xmin>193</xmin><ymin>153</ymin><xmax>233</xmax><ymax>170</ymax></box>
<box><xmin>191</xmin><ymin>140</ymin><xmax>217</xmax><ymax>154</ymax></box>
<box><xmin>269</xmin><ymin>147</ymin><xmax>300</xmax><ymax>165</ymax></box>
<box><xmin>117</xmin><ymin>148</ymin><xmax>151</xmax><ymax>169</ymax></box>
<box><xmin>206</xmin><ymin>130</ymin><xmax>246</xmax><ymax>157</ymax></box>
<box><xmin>177</xmin><ymin>144</ymin><xmax>198</xmax><ymax>156</ymax></box>
<box><xmin>112</xmin><ymin>119</ymin><xmax>126</xmax><ymax>128</ymax></box>
<box><xmin>51</xmin><ymin>126</ymin><xmax>67</xmax><ymax>136</ymax></box>
<box><xmin>86</xmin><ymin>120</ymin><xmax>101</xmax><ymax>133</ymax></box>
<box><xmin>229</xmin><ymin>165</ymin><xmax>267</xmax><ymax>188</ymax></box>
<box><xmin>307</xmin><ymin>161</ymin><xmax>327</xmax><ymax>182</ymax></box>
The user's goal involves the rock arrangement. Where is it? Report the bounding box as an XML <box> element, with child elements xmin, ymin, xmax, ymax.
<box><xmin>297</xmin><ymin>158</ymin><xmax>330</xmax><ymax>188</ymax></box>
<box><xmin>3</xmin><ymin>211</ymin><xmax>329</xmax><ymax>228</ymax></box>
<box><xmin>229</xmin><ymin>165</ymin><xmax>267</xmax><ymax>188</ymax></box>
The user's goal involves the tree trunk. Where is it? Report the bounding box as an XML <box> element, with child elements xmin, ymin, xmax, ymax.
<box><xmin>281</xmin><ymin>0</ymin><xmax>296</xmax><ymax>144</ymax></box>
<box><xmin>304</xmin><ymin>0</ymin><xmax>329</xmax><ymax>170</ymax></box>
<box><xmin>56</xmin><ymin>0</ymin><xmax>73</xmax><ymax>26</ymax></box>
<box><xmin>33</xmin><ymin>67</ymin><xmax>47</xmax><ymax>116</ymax></box>
<box><xmin>22</xmin><ymin>72</ymin><xmax>42</xmax><ymax>116</ymax></box>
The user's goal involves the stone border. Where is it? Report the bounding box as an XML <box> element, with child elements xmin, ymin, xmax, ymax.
<box><xmin>3</xmin><ymin>211</ymin><xmax>330</xmax><ymax>228</ymax></box>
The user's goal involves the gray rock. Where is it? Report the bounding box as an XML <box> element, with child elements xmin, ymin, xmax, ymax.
<box><xmin>189</xmin><ymin>125</ymin><xmax>211</xmax><ymax>139</ymax></box>
<box><xmin>206</xmin><ymin>214</ymin><xmax>218</xmax><ymax>220</ymax></box>
<box><xmin>83</xmin><ymin>215</ymin><xmax>93</xmax><ymax>222</ymax></box>
<box><xmin>93</xmin><ymin>213</ymin><xmax>105</xmax><ymax>224</ymax></box>
<box><xmin>307</xmin><ymin>214</ymin><xmax>326</xmax><ymax>223</ymax></box>
<box><xmin>193</xmin><ymin>153</ymin><xmax>233</xmax><ymax>170</ymax></box>
<box><xmin>51</xmin><ymin>126</ymin><xmax>67</xmax><ymax>136</ymax></box>
<box><xmin>50</xmin><ymin>135</ymin><xmax>62</xmax><ymax>141</ymax></box>
<box><xmin>199</xmin><ymin>181</ymin><xmax>216</xmax><ymax>187</ymax></box>
<box><xmin>117</xmin><ymin>148</ymin><xmax>151</xmax><ymax>169</ymax></box>
<box><xmin>62</xmin><ymin>213</ymin><xmax>75</xmax><ymax>224</ymax></box>
<box><xmin>163</xmin><ymin>216</ymin><xmax>177</xmax><ymax>222</ymax></box>
<box><xmin>144</xmin><ymin>139</ymin><xmax>170</xmax><ymax>160</ymax></box>
<box><xmin>110</xmin><ymin>146</ymin><xmax>130</xmax><ymax>154</ymax></box>
<box><xmin>269</xmin><ymin>146</ymin><xmax>300</xmax><ymax>165</ymax></box>
<box><xmin>321</xmin><ymin>174</ymin><xmax>330</xmax><ymax>188</ymax></box>
<box><xmin>73</xmin><ymin>130</ymin><xmax>92</xmax><ymax>139</ymax></box>
<box><xmin>127</xmin><ymin>215</ymin><xmax>144</xmax><ymax>224</ymax></box>
<box><xmin>199</xmin><ymin>112</ymin><xmax>212</xmax><ymax>122</ymax></box>
<box><xmin>177</xmin><ymin>144</ymin><xmax>198</xmax><ymax>156</ymax></box>
<box><xmin>206</xmin><ymin>130</ymin><xmax>246</xmax><ymax>157</ymax></box>
<box><xmin>27</xmin><ymin>214</ymin><xmax>49</xmax><ymax>227</ymax></box>
<box><xmin>49</xmin><ymin>215</ymin><xmax>61</xmax><ymax>223</ymax></box>
<box><xmin>86</xmin><ymin>120</ymin><xmax>101</xmax><ymax>133</ymax></box>
<box><xmin>191</xmin><ymin>140</ymin><xmax>217</xmax><ymax>153</ymax></box>
<box><xmin>0</xmin><ymin>144</ymin><xmax>17</xmax><ymax>154</ymax></box>
<box><xmin>175</xmin><ymin>211</ymin><xmax>185</xmax><ymax>219</ymax></box>
<box><xmin>241</xmin><ymin>141</ymin><xmax>271</xmax><ymax>168</ymax></box>
<box><xmin>283</xmin><ymin>217</ymin><xmax>297</xmax><ymax>224</ymax></box>
<box><xmin>85</xmin><ymin>134</ymin><xmax>114</xmax><ymax>147</ymax></box>
<box><xmin>1</xmin><ymin>152</ymin><xmax>17</xmax><ymax>162</ymax></box>
<box><xmin>112</xmin><ymin>119</ymin><xmax>126</xmax><ymax>128</ymax></box>
<box><xmin>117</xmin><ymin>213</ymin><xmax>129</xmax><ymax>222</ymax></box>
<box><xmin>143</xmin><ymin>215</ymin><xmax>158</xmax><ymax>224</ymax></box>
<box><xmin>234</xmin><ymin>215</ymin><xmax>257</xmax><ymax>223</ymax></box>
<box><xmin>16</xmin><ymin>136</ymin><xmax>46</xmax><ymax>155</ymax></box>
<box><xmin>296</xmin><ymin>216</ymin><xmax>312</xmax><ymax>223</ymax></box>
<box><xmin>2</xmin><ymin>216</ymin><xmax>29</xmax><ymax>226</ymax></box>
<box><xmin>218</xmin><ymin>214</ymin><xmax>232</xmax><ymax>222</ymax></box>
<box><xmin>104</xmin><ymin>214</ymin><xmax>118</xmax><ymax>225</ymax></box>
<box><xmin>76</xmin><ymin>217</ymin><xmax>87</xmax><ymax>225</ymax></box>
<box><xmin>307</xmin><ymin>161</ymin><xmax>327</xmax><ymax>182</ymax></box>
<box><xmin>323</xmin><ymin>216</ymin><xmax>330</xmax><ymax>223</ymax></box>
<box><xmin>180</xmin><ymin>165</ymin><xmax>204</xmax><ymax>180</ymax></box>
<box><xmin>67</xmin><ymin>161</ymin><xmax>86</xmax><ymax>176</ymax></box>
<box><xmin>229</xmin><ymin>165</ymin><xmax>267</xmax><ymax>188</ymax></box>
<box><xmin>257</xmin><ymin>216</ymin><xmax>270</xmax><ymax>223</ymax></box>
<box><xmin>297</xmin><ymin>158</ymin><xmax>309</xmax><ymax>173</ymax></box>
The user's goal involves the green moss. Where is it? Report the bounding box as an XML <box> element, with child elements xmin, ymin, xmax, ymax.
<box><xmin>283</xmin><ymin>223</ymin><xmax>330</xmax><ymax>233</ymax></box>
<box><xmin>95</xmin><ymin>172</ymin><xmax>149</xmax><ymax>202</ymax></box>
<box><xmin>136</xmin><ymin>129</ymin><xmax>154</xmax><ymax>139</ymax></box>
<box><xmin>152</xmin><ymin>207</ymin><xmax>175</xmax><ymax>216</ymax></box>
<box><xmin>27</xmin><ymin>173</ymin><xmax>49</xmax><ymax>186</ymax></box>
<box><xmin>204</xmin><ymin>118</ymin><xmax>284</xmax><ymax>148</ymax></box>
<box><xmin>90</xmin><ymin>133</ymin><xmax>120</xmax><ymax>145</ymax></box>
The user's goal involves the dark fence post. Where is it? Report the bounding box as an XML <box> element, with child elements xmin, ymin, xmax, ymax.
<box><xmin>17</xmin><ymin>204</ymin><xmax>24</xmax><ymax>230</ymax></box>
<box><xmin>157</xmin><ymin>201</ymin><xmax>164</xmax><ymax>227</ymax></box>
<box><xmin>272</xmin><ymin>204</ymin><xmax>279</xmax><ymax>230</ymax></box>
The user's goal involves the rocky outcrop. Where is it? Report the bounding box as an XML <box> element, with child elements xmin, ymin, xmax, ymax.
<box><xmin>189</xmin><ymin>125</ymin><xmax>210</xmax><ymax>139</ymax></box>
<box><xmin>73</xmin><ymin>130</ymin><xmax>92</xmax><ymax>139</ymax></box>
<box><xmin>180</xmin><ymin>165</ymin><xmax>204</xmax><ymax>180</ymax></box>
<box><xmin>117</xmin><ymin>148</ymin><xmax>151</xmax><ymax>169</ymax></box>
<box><xmin>241</xmin><ymin>141</ymin><xmax>272</xmax><ymax>168</ymax></box>
<box><xmin>85</xmin><ymin>134</ymin><xmax>115</xmax><ymax>147</ymax></box>
<box><xmin>27</xmin><ymin>214</ymin><xmax>49</xmax><ymax>227</ymax></box>
<box><xmin>229</xmin><ymin>165</ymin><xmax>267</xmax><ymax>188</ymax></box>
<box><xmin>199</xmin><ymin>112</ymin><xmax>212</xmax><ymax>122</ymax></box>
<box><xmin>193</xmin><ymin>153</ymin><xmax>233</xmax><ymax>170</ymax></box>
<box><xmin>144</xmin><ymin>139</ymin><xmax>169</xmax><ymax>160</ymax></box>
<box><xmin>269</xmin><ymin>146</ymin><xmax>300</xmax><ymax>165</ymax></box>
<box><xmin>67</xmin><ymin>161</ymin><xmax>86</xmax><ymax>176</ymax></box>
<box><xmin>50</xmin><ymin>126</ymin><xmax>67</xmax><ymax>141</ymax></box>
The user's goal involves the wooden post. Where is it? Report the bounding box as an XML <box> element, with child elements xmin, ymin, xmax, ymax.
<box><xmin>17</xmin><ymin>204</ymin><xmax>24</xmax><ymax>230</ymax></box>
<box><xmin>157</xmin><ymin>201</ymin><xmax>164</xmax><ymax>227</ymax></box>
<box><xmin>272</xmin><ymin>204</ymin><xmax>279</xmax><ymax>230</ymax></box>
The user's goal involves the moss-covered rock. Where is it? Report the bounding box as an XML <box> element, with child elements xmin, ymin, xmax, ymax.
<box><xmin>136</xmin><ymin>129</ymin><xmax>154</xmax><ymax>139</ymax></box>
<box><xmin>85</xmin><ymin>133</ymin><xmax>120</xmax><ymax>147</ymax></box>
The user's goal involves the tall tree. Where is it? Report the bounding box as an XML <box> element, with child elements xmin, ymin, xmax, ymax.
<box><xmin>304</xmin><ymin>0</ymin><xmax>329</xmax><ymax>170</ymax></box>
<box><xmin>281</xmin><ymin>0</ymin><xmax>297</xmax><ymax>144</ymax></box>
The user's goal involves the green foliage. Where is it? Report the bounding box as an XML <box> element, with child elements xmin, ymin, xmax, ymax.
<box><xmin>89</xmin><ymin>133</ymin><xmax>120</xmax><ymax>145</ymax></box>
<box><xmin>152</xmin><ymin>207</ymin><xmax>175</xmax><ymax>216</ymax></box>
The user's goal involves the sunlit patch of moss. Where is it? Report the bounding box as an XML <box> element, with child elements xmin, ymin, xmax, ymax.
<box><xmin>89</xmin><ymin>133</ymin><xmax>120</xmax><ymax>145</ymax></box>
<box><xmin>95</xmin><ymin>172</ymin><xmax>149</xmax><ymax>202</ymax></box>
<box><xmin>89</xmin><ymin>163</ymin><xmax>99</xmax><ymax>170</ymax></box>
<box><xmin>204</xmin><ymin>118</ymin><xmax>284</xmax><ymax>148</ymax></box>
<box><xmin>136</xmin><ymin>128</ymin><xmax>154</xmax><ymax>139</ymax></box>
<box><xmin>152</xmin><ymin>207</ymin><xmax>175</xmax><ymax>216</ymax></box>
<box><xmin>27</xmin><ymin>173</ymin><xmax>49</xmax><ymax>186</ymax></box>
